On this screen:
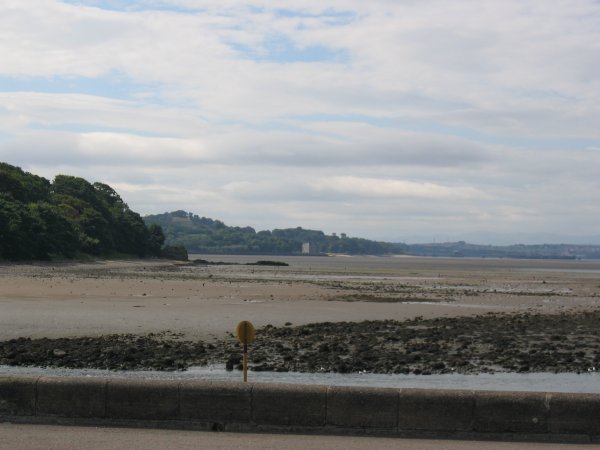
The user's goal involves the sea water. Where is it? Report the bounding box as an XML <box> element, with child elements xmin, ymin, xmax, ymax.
<box><xmin>1</xmin><ymin>365</ymin><xmax>598</xmax><ymax>393</ymax></box>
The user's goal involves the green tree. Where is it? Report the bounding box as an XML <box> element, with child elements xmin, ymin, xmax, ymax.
<box><xmin>0</xmin><ymin>162</ymin><xmax>50</xmax><ymax>203</ymax></box>
<box><xmin>147</xmin><ymin>224</ymin><xmax>165</xmax><ymax>256</ymax></box>
<box><xmin>1</xmin><ymin>162</ymin><xmax>168</xmax><ymax>261</ymax></box>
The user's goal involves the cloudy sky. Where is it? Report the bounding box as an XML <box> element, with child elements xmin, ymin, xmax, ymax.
<box><xmin>1</xmin><ymin>0</ymin><xmax>600</xmax><ymax>244</ymax></box>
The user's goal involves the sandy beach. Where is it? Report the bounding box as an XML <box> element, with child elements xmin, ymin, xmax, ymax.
<box><xmin>1</xmin><ymin>255</ymin><xmax>599</xmax><ymax>341</ymax></box>
<box><xmin>1</xmin><ymin>255</ymin><xmax>599</xmax><ymax>375</ymax></box>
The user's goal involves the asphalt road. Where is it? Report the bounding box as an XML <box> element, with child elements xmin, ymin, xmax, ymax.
<box><xmin>0</xmin><ymin>424</ymin><xmax>597</xmax><ymax>450</ymax></box>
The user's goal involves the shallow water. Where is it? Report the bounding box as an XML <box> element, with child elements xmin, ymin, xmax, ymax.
<box><xmin>1</xmin><ymin>365</ymin><xmax>598</xmax><ymax>393</ymax></box>
<box><xmin>189</xmin><ymin>253</ymin><xmax>600</xmax><ymax>273</ymax></box>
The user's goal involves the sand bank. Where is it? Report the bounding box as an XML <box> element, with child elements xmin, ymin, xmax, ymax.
<box><xmin>1</xmin><ymin>256</ymin><xmax>599</xmax><ymax>341</ymax></box>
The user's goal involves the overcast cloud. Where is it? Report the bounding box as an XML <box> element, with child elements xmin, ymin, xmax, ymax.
<box><xmin>1</xmin><ymin>0</ymin><xmax>600</xmax><ymax>244</ymax></box>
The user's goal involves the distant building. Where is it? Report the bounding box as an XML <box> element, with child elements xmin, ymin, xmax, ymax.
<box><xmin>301</xmin><ymin>242</ymin><xmax>318</xmax><ymax>255</ymax></box>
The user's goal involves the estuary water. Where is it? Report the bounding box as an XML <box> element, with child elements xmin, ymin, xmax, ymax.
<box><xmin>1</xmin><ymin>365</ymin><xmax>599</xmax><ymax>393</ymax></box>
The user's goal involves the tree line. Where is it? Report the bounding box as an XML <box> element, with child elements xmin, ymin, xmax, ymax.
<box><xmin>143</xmin><ymin>210</ymin><xmax>408</xmax><ymax>255</ymax></box>
<box><xmin>8</xmin><ymin>162</ymin><xmax>591</xmax><ymax>261</ymax></box>
<box><xmin>0</xmin><ymin>162</ymin><xmax>166</xmax><ymax>261</ymax></box>
<box><xmin>143</xmin><ymin>211</ymin><xmax>600</xmax><ymax>259</ymax></box>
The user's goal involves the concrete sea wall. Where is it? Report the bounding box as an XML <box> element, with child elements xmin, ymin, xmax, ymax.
<box><xmin>1</xmin><ymin>375</ymin><xmax>599</xmax><ymax>443</ymax></box>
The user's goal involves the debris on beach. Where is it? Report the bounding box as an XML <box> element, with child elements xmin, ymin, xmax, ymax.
<box><xmin>1</xmin><ymin>312</ymin><xmax>599</xmax><ymax>375</ymax></box>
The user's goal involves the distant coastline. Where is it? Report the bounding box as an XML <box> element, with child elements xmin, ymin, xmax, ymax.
<box><xmin>144</xmin><ymin>210</ymin><xmax>600</xmax><ymax>260</ymax></box>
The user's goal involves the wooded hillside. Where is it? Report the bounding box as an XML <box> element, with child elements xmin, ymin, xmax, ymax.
<box><xmin>0</xmin><ymin>162</ymin><xmax>165</xmax><ymax>260</ymax></box>
<box><xmin>144</xmin><ymin>210</ymin><xmax>407</xmax><ymax>255</ymax></box>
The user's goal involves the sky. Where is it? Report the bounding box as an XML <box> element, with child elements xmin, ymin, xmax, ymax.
<box><xmin>1</xmin><ymin>0</ymin><xmax>600</xmax><ymax>245</ymax></box>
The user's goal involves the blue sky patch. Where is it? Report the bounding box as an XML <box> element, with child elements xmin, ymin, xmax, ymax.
<box><xmin>61</xmin><ymin>0</ymin><xmax>203</xmax><ymax>14</ymax></box>
<box><xmin>232</xmin><ymin>34</ymin><xmax>348</xmax><ymax>64</ymax></box>
<box><xmin>274</xmin><ymin>8</ymin><xmax>357</xmax><ymax>25</ymax></box>
<box><xmin>0</xmin><ymin>73</ymin><xmax>164</xmax><ymax>103</ymax></box>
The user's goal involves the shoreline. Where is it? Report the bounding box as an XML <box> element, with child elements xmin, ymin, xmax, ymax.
<box><xmin>1</xmin><ymin>312</ymin><xmax>598</xmax><ymax>376</ymax></box>
<box><xmin>2</xmin><ymin>365</ymin><xmax>600</xmax><ymax>394</ymax></box>
<box><xmin>1</xmin><ymin>257</ymin><xmax>598</xmax><ymax>380</ymax></box>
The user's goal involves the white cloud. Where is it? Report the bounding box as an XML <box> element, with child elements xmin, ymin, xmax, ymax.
<box><xmin>312</xmin><ymin>176</ymin><xmax>486</xmax><ymax>200</ymax></box>
<box><xmin>0</xmin><ymin>92</ymin><xmax>207</xmax><ymax>136</ymax></box>
<box><xmin>1</xmin><ymin>0</ymin><xmax>599</xmax><ymax>243</ymax></box>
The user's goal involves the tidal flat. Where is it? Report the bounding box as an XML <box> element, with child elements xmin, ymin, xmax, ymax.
<box><xmin>0</xmin><ymin>255</ymin><xmax>599</xmax><ymax>375</ymax></box>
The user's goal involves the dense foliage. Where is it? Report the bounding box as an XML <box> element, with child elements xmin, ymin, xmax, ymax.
<box><xmin>0</xmin><ymin>162</ymin><xmax>165</xmax><ymax>260</ymax></box>
<box><xmin>143</xmin><ymin>211</ymin><xmax>600</xmax><ymax>259</ymax></box>
<box><xmin>144</xmin><ymin>210</ymin><xmax>407</xmax><ymax>255</ymax></box>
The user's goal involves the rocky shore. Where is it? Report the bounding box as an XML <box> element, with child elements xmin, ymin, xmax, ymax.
<box><xmin>1</xmin><ymin>312</ymin><xmax>599</xmax><ymax>375</ymax></box>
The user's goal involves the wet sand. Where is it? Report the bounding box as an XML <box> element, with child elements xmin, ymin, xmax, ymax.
<box><xmin>1</xmin><ymin>256</ymin><xmax>599</xmax><ymax>341</ymax></box>
<box><xmin>1</xmin><ymin>256</ymin><xmax>600</xmax><ymax>374</ymax></box>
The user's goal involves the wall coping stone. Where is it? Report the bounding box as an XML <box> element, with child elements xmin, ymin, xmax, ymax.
<box><xmin>1</xmin><ymin>375</ymin><xmax>598</xmax><ymax>443</ymax></box>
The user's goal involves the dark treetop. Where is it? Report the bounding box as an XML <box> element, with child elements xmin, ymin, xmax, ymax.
<box><xmin>144</xmin><ymin>210</ymin><xmax>405</xmax><ymax>255</ymax></box>
<box><xmin>0</xmin><ymin>162</ymin><xmax>165</xmax><ymax>261</ymax></box>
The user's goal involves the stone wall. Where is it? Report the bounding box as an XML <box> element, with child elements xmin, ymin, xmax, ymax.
<box><xmin>1</xmin><ymin>376</ymin><xmax>599</xmax><ymax>442</ymax></box>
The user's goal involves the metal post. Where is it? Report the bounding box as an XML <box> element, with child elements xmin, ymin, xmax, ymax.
<box><xmin>236</xmin><ymin>320</ymin><xmax>255</xmax><ymax>383</ymax></box>
<box><xmin>243</xmin><ymin>343</ymin><xmax>248</xmax><ymax>382</ymax></box>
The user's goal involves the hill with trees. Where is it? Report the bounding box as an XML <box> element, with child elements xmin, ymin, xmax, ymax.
<box><xmin>144</xmin><ymin>211</ymin><xmax>600</xmax><ymax>259</ymax></box>
<box><xmin>0</xmin><ymin>162</ymin><xmax>166</xmax><ymax>261</ymax></box>
<box><xmin>143</xmin><ymin>211</ymin><xmax>407</xmax><ymax>255</ymax></box>
<box><xmin>407</xmin><ymin>241</ymin><xmax>600</xmax><ymax>260</ymax></box>
<box><xmin>5</xmin><ymin>162</ymin><xmax>599</xmax><ymax>260</ymax></box>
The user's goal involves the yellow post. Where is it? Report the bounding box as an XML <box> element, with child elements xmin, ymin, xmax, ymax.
<box><xmin>236</xmin><ymin>320</ymin><xmax>256</xmax><ymax>383</ymax></box>
<box><xmin>243</xmin><ymin>343</ymin><xmax>248</xmax><ymax>382</ymax></box>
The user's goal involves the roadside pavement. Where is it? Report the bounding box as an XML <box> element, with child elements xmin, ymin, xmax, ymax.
<box><xmin>1</xmin><ymin>423</ymin><xmax>598</xmax><ymax>450</ymax></box>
